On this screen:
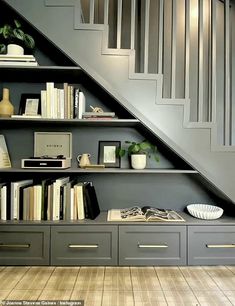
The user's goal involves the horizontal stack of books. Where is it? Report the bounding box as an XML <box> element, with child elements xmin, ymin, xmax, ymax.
<box><xmin>82</xmin><ymin>111</ymin><xmax>116</xmax><ymax>120</ymax></box>
<box><xmin>0</xmin><ymin>177</ymin><xmax>100</xmax><ymax>221</ymax></box>
<box><xmin>0</xmin><ymin>54</ymin><xmax>38</xmax><ymax>66</ymax></box>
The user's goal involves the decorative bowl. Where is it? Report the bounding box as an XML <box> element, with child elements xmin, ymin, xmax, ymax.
<box><xmin>187</xmin><ymin>204</ymin><xmax>224</xmax><ymax>220</ymax></box>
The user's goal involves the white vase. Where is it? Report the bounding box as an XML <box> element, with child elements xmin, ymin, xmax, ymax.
<box><xmin>7</xmin><ymin>44</ymin><xmax>24</xmax><ymax>56</ymax></box>
<box><xmin>131</xmin><ymin>154</ymin><xmax>146</xmax><ymax>170</ymax></box>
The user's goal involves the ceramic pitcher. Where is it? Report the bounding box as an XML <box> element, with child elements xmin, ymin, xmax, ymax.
<box><xmin>77</xmin><ymin>153</ymin><xmax>91</xmax><ymax>168</ymax></box>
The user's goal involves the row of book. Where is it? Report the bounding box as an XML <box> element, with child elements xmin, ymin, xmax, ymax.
<box><xmin>0</xmin><ymin>177</ymin><xmax>100</xmax><ymax>221</ymax></box>
<box><xmin>40</xmin><ymin>83</ymin><xmax>86</xmax><ymax>119</ymax></box>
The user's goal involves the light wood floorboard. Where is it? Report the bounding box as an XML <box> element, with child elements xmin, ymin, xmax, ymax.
<box><xmin>0</xmin><ymin>266</ymin><xmax>234</xmax><ymax>305</ymax></box>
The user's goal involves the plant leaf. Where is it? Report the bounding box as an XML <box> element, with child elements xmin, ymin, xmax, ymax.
<box><xmin>24</xmin><ymin>34</ymin><xmax>35</xmax><ymax>49</ymax></box>
<box><xmin>14</xmin><ymin>19</ymin><xmax>21</xmax><ymax>28</ymax></box>
<box><xmin>13</xmin><ymin>28</ymin><xmax>24</xmax><ymax>40</ymax></box>
<box><xmin>139</xmin><ymin>141</ymin><xmax>151</xmax><ymax>150</ymax></box>
<box><xmin>0</xmin><ymin>44</ymin><xmax>6</xmax><ymax>54</ymax></box>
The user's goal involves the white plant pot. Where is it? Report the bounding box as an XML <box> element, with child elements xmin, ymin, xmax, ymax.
<box><xmin>7</xmin><ymin>44</ymin><xmax>24</xmax><ymax>56</ymax></box>
<box><xmin>131</xmin><ymin>154</ymin><xmax>146</xmax><ymax>170</ymax></box>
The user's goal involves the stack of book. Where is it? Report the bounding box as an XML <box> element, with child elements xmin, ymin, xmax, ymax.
<box><xmin>0</xmin><ymin>54</ymin><xmax>38</xmax><ymax>66</ymax></box>
<box><xmin>82</xmin><ymin>111</ymin><xmax>116</xmax><ymax>120</ymax></box>
<box><xmin>0</xmin><ymin>177</ymin><xmax>100</xmax><ymax>221</ymax></box>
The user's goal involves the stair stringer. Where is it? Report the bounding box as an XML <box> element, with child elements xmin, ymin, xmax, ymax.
<box><xmin>4</xmin><ymin>0</ymin><xmax>235</xmax><ymax>203</ymax></box>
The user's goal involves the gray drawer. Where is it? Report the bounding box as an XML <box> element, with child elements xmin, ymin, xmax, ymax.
<box><xmin>119</xmin><ymin>225</ymin><xmax>186</xmax><ymax>265</ymax></box>
<box><xmin>51</xmin><ymin>225</ymin><xmax>118</xmax><ymax>265</ymax></box>
<box><xmin>188</xmin><ymin>225</ymin><xmax>235</xmax><ymax>265</ymax></box>
<box><xmin>0</xmin><ymin>226</ymin><xmax>50</xmax><ymax>265</ymax></box>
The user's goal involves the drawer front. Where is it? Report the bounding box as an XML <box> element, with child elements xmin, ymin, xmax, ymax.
<box><xmin>51</xmin><ymin>225</ymin><xmax>118</xmax><ymax>265</ymax></box>
<box><xmin>119</xmin><ymin>225</ymin><xmax>186</xmax><ymax>265</ymax></box>
<box><xmin>188</xmin><ymin>226</ymin><xmax>235</xmax><ymax>265</ymax></box>
<box><xmin>0</xmin><ymin>226</ymin><xmax>50</xmax><ymax>265</ymax></box>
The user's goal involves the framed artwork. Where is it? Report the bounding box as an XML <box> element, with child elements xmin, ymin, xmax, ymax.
<box><xmin>98</xmin><ymin>141</ymin><xmax>121</xmax><ymax>168</ymax></box>
<box><xmin>19</xmin><ymin>93</ymin><xmax>41</xmax><ymax>116</ymax></box>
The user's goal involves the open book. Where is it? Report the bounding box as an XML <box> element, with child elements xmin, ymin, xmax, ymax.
<box><xmin>107</xmin><ymin>206</ymin><xmax>185</xmax><ymax>222</ymax></box>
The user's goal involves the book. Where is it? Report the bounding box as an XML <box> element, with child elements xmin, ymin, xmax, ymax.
<box><xmin>83</xmin><ymin>182</ymin><xmax>100</xmax><ymax>220</ymax></box>
<box><xmin>0</xmin><ymin>183</ymin><xmax>7</xmax><ymax>220</ymax></box>
<box><xmin>107</xmin><ymin>206</ymin><xmax>185</xmax><ymax>222</ymax></box>
<box><xmin>78</xmin><ymin>91</ymin><xmax>86</xmax><ymax>119</ymax></box>
<box><xmin>0</xmin><ymin>61</ymin><xmax>38</xmax><ymax>66</ymax></box>
<box><xmin>10</xmin><ymin>179</ymin><xmax>33</xmax><ymax>220</ymax></box>
<box><xmin>0</xmin><ymin>135</ymin><xmax>11</xmax><ymax>168</ymax></box>
<box><xmin>82</xmin><ymin>112</ymin><xmax>115</xmax><ymax>118</ymax></box>
<box><xmin>74</xmin><ymin>182</ymin><xmax>85</xmax><ymax>220</ymax></box>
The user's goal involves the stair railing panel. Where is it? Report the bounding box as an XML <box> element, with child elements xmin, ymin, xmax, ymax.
<box><xmin>185</xmin><ymin>0</ymin><xmax>190</xmax><ymax>99</ymax></box>
<box><xmin>158</xmin><ymin>0</ymin><xmax>164</xmax><ymax>75</ymax></box>
<box><xmin>144</xmin><ymin>0</ymin><xmax>150</xmax><ymax>73</ymax></box>
<box><xmin>224</xmin><ymin>0</ymin><xmax>231</xmax><ymax>146</ymax></box>
<box><xmin>198</xmin><ymin>0</ymin><xmax>204</xmax><ymax>122</ymax></box>
<box><xmin>171</xmin><ymin>0</ymin><xmax>177</xmax><ymax>99</ymax></box>
<box><xmin>211</xmin><ymin>0</ymin><xmax>217</xmax><ymax>124</ymax></box>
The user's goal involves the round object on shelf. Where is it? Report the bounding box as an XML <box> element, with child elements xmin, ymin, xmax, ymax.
<box><xmin>187</xmin><ymin>204</ymin><xmax>224</xmax><ymax>220</ymax></box>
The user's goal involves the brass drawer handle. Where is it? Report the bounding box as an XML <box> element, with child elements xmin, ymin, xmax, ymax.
<box><xmin>206</xmin><ymin>244</ymin><xmax>235</xmax><ymax>248</ymax></box>
<box><xmin>138</xmin><ymin>244</ymin><xmax>168</xmax><ymax>248</ymax></box>
<box><xmin>68</xmin><ymin>244</ymin><xmax>98</xmax><ymax>249</ymax></box>
<box><xmin>0</xmin><ymin>243</ymin><xmax>30</xmax><ymax>249</ymax></box>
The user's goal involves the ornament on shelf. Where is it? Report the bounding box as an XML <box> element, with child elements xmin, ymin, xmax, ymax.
<box><xmin>0</xmin><ymin>88</ymin><xmax>14</xmax><ymax>117</ymax></box>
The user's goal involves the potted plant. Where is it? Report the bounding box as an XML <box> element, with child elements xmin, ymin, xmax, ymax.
<box><xmin>0</xmin><ymin>19</ymin><xmax>35</xmax><ymax>55</ymax></box>
<box><xmin>117</xmin><ymin>140</ymin><xmax>159</xmax><ymax>169</ymax></box>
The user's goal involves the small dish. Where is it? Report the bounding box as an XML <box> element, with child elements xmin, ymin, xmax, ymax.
<box><xmin>187</xmin><ymin>204</ymin><xmax>223</xmax><ymax>220</ymax></box>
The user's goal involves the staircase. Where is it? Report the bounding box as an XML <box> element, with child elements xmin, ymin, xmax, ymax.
<box><xmin>3</xmin><ymin>0</ymin><xmax>235</xmax><ymax>204</ymax></box>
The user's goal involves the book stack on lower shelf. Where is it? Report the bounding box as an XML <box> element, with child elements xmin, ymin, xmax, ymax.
<box><xmin>0</xmin><ymin>177</ymin><xmax>100</xmax><ymax>222</ymax></box>
<box><xmin>0</xmin><ymin>54</ymin><xmax>38</xmax><ymax>66</ymax></box>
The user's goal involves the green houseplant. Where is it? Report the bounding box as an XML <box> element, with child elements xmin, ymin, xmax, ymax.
<box><xmin>117</xmin><ymin>140</ymin><xmax>159</xmax><ymax>169</ymax></box>
<box><xmin>0</xmin><ymin>19</ymin><xmax>35</xmax><ymax>54</ymax></box>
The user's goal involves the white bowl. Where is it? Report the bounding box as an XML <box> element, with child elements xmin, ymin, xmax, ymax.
<box><xmin>187</xmin><ymin>204</ymin><xmax>224</xmax><ymax>220</ymax></box>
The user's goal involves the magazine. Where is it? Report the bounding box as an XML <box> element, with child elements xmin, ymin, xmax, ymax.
<box><xmin>107</xmin><ymin>206</ymin><xmax>185</xmax><ymax>222</ymax></box>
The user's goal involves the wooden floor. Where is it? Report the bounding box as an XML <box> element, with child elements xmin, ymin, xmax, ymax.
<box><xmin>0</xmin><ymin>266</ymin><xmax>235</xmax><ymax>305</ymax></box>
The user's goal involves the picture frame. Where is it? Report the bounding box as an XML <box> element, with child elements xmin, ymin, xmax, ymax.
<box><xmin>19</xmin><ymin>93</ymin><xmax>41</xmax><ymax>116</ymax></box>
<box><xmin>98</xmin><ymin>141</ymin><xmax>121</xmax><ymax>168</ymax></box>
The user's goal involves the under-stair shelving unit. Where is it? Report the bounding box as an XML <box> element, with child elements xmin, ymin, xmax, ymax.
<box><xmin>1</xmin><ymin>0</ymin><xmax>235</xmax><ymax>266</ymax></box>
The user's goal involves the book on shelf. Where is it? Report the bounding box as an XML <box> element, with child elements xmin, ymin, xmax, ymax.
<box><xmin>0</xmin><ymin>54</ymin><xmax>36</xmax><ymax>61</ymax></box>
<box><xmin>0</xmin><ymin>61</ymin><xmax>38</xmax><ymax>66</ymax></box>
<box><xmin>0</xmin><ymin>182</ymin><xmax>8</xmax><ymax>221</ymax></box>
<box><xmin>0</xmin><ymin>135</ymin><xmax>11</xmax><ymax>168</ymax></box>
<box><xmin>107</xmin><ymin>206</ymin><xmax>185</xmax><ymax>222</ymax></box>
<box><xmin>83</xmin><ymin>182</ymin><xmax>100</xmax><ymax>220</ymax></box>
<box><xmin>82</xmin><ymin>112</ymin><xmax>116</xmax><ymax>118</ymax></box>
<box><xmin>74</xmin><ymin>182</ymin><xmax>85</xmax><ymax>220</ymax></box>
<box><xmin>10</xmin><ymin>179</ymin><xmax>33</xmax><ymax>220</ymax></box>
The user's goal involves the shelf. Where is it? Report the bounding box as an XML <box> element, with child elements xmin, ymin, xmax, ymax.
<box><xmin>0</xmin><ymin>168</ymin><xmax>198</xmax><ymax>174</ymax></box>
<box><xmin>0</xmin><ymin>118</ymin><xmax>140</xmax><ymax>127</ymax></box>
<box><xmin>0</xmin><ymin>211</ymin><xmax>234</xmax><ymax>226</ymax></box>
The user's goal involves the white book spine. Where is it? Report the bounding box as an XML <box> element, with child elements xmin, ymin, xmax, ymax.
<box><xmin>0</xmin><ymin>186</ymin><xmax>7</xmax><ymax>221</ymax></box>
<box><xmin>75</xmin><ymin>185</ymin><xmax>85</xmax><ymax>220</ymax></box>
<box><xmin>78</xmin><ymin>91</ymin><xmax>86</xmax><ymax>119</ymax></box>
<box><xmin>70</xmin><ymin>188</ymin><xmax>74</xmax><ymax>220</ymax></box>
<box><xmin>46</xmin><ymin>82</ymin><xmax>54</xmax><ymax>118</ymax></box>
<box><xmin>41</xmin><ymin>90</ymin><xmax>47</xmax><ymax>118</ymax></box>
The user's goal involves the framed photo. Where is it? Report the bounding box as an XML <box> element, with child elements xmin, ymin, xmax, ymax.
<box><xmin>98</xmin><ymin>141</ymin><xmax>121</xmax><ymax>168</ymax></box>
<box><xmin>19</xmin><ymin>94</ymin><xmax>41</xmax><ymax>116</ymax></box>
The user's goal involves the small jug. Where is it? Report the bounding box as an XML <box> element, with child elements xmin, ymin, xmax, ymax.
<box><xmin>77</xmin><ymin>153</ymin><xmax>91</xmax><ymax>168</ymax></box>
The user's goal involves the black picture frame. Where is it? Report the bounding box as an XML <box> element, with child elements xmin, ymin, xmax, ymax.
<box><xmin>19</xmin><ymin>93</ymin><xmax>41</xmax><ymax>115</ymax></box>
<box><xmin>98</xmin><ymin>141</ymin><xmax>121</xmax><ymax>168</ymax></box>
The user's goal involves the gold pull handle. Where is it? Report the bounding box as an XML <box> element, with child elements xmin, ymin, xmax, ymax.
<box><xmin>0</xmin><ymin>243</ymin><xmax>30</xmax><ymax>249</ymax></box>
<box><xmin>138</xmin><ymin>244</ymin><xmax>168</xmax><ymax>248</ymax></box>
<box><xmin>206</xmin><ymin>244</ymin><xmax>235</xmax><ymax>248</ymax></box>
<box><xmin>68</xmin><ymin>244</ymin><xmax>98</xmax><ymax>249</ymax></box>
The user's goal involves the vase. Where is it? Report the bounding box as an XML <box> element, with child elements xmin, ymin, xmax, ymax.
<box><xmin>131</xmin><ymin>154</ymin><xmax>146</xmax><ymax>170</ymax></box>
<box><xmin>0</xmin><ymin>88</ymin><xmax>14</xmax><ymax>117</ymax></box>
<box><xmin>7</xmin><ymin>44</ymin><xmax>24</xmax><ymax>56</ymax></box>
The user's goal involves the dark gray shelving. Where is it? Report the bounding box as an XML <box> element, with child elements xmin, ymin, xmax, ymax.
<box><xmin>0</xmin><ymin>118</ymin><xmax>140</xmax><ymax>127</ymax></box>
<box><xmin>0</xmin><ymin>168</ymin><xmax>198</xmax><ymax>174</ymax></box>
